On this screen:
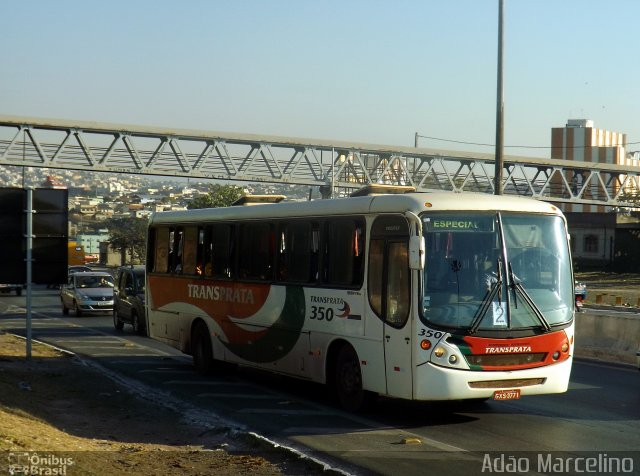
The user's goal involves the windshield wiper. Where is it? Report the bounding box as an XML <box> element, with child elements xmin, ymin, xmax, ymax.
<box><xmin>508</xmin><ymin>262</ymin><xmax>519</xmax><ymax>309</ymax></box>
<box><xmin>508</xmin><ymin>262</ymin><xmax>552</xmax><ymax>332</ymax></box>
<box><xmin>468</xmin><ymin>258</ymin><xmax>503</xmax><ymax>334</ymax></box>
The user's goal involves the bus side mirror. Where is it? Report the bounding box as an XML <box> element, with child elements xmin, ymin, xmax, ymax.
<box><xmin>409</xmin><ymin>236</ymin><xmax>425</xmax><ymax>270</ymax></box>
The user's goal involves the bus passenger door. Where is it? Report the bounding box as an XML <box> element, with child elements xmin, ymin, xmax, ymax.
<box><xmin>370</xmin><ymin>236</ymin><xmax>413</xmax><ymax>399</ymax></box>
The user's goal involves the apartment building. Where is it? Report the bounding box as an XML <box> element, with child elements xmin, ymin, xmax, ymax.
<box><xmin>551</xmin><ymin>119</ymin><xmax>627</xmax><ymax>213</ymax></box>
<box><xmin>551</xmin><ymin>119</ymin><xmax>638</xmax><ymax>269</ymax></box>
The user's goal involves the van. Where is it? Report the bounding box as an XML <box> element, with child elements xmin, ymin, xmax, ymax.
<box><xmin>113</xmin><ymin>265</ymin><xmax>147</xmax><ymax>335</ymax></box>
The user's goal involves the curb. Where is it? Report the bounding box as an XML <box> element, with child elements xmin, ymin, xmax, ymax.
<box><xmin>582</xmin><ymin>304</ymin><xmax>640</xmax><ymax>314</ymax></box>
<box><xmin>5</xmin><ymin>330</ymin><xmax>350</xmax><ymax>475</ymax></box>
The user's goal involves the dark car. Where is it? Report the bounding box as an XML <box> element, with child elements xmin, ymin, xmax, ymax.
<box><xmin>0</xmin><ymin>284</ymin><xmax>23</xmax><ymax>296</ymax></box>
<box><xmin>69</xmin><ymin>265</ymin><xmax>93</xmax><ymax>275</ymax></box>
<box><xmin>113</xmin><ymin>265</ymin><xmax>147</xmax><ymax>335</ymax></box>
<box><xmin>47</xmin><ymin>265</ymin><xmax>94</xmax><ymax>290</ymax></box>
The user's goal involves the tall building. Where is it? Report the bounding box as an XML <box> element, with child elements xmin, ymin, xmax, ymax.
<box><xmin>551</xmin><ymin>119</ymin><xmax>627</xmax><ymax>213</ymax></box>
<box><xmin>551</xmin><ymin>120</ymin><xmax>634</xmax><ymax>270</ymax></box>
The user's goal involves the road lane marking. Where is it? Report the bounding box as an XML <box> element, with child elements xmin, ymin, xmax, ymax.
<box><xmin>164</xmin><ymin>380</ymin><xmax>244</xmax><ymax>385</ymax></box>
<box><xmin>54</xmin><ymin>340</ymin><xmax>124</xmax><ymax>344</ymax></box>
<box><xmin>240</xmin><ymin>408</ymin><xmax>344</xmax><ymax>416</ymax></box>
<box><xmin>90</xmin><ymin>352</ymin><xmax>166</xmax><ymax>357</ymax></box>
<box><xmin>1</xmin><ymin>305</ymin><xmax>26</xmax><ymax>314</ymax></box>
<box><xmin>568</xmin><ymin>382</ymin><xmax>600</xmax><ymax>390</ymax></box>
<box><xmin>138</xmin><ymin>369</ymin><xmax>195</xmax><ymax>374</ymax></box>
<box><xmin>197</xmin><ymin>393</ymin><xmax>282</xmax><ymax>399</ymax></box>
<box><xmin>105</xmin><ymin>359</ymin><xmax>190</xmax><ymax>365</ymax></box>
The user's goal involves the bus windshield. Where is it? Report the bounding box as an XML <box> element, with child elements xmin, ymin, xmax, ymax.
<box><xmin>420</xmin><ymin>212</ymin><xmax>573</xmax><ymax>332</ymax></box>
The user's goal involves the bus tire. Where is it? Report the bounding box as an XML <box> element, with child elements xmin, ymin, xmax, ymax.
<box><xmin>192</xmin><ymin>322</ymin><xmax>215</xmax><ymax>375</ymax></box>
<box><xmin>334</xmin><ymin>344</ymin><xmax>373</xmax><ymax>412</ymax></box>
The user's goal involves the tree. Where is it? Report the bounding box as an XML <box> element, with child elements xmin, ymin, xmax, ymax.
<box><xmin>105</xmin><ymin>216</ymin><xmax>148</xmax><ymax>265</ymax></box>
<box><xmin>187</xmin><ymin>184</ymin><xmax>244</xmax><ymax>209</ymax></box>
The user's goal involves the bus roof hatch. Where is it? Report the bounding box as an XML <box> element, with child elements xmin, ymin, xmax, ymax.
<box><xmin>349</xmin><ymin>184</ymin><xmax>416</xmax><ymax>197</ymax></box>
<box><xmin>231</xmin><ymin>194</ymin><xmax>286</xmax><ymax>206</ymax></box>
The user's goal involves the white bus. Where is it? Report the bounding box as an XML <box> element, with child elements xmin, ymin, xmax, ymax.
<box><xmin>145</xmin><ymin>188</ymin><xmax>575</xmax><ymax>411</ymax></box>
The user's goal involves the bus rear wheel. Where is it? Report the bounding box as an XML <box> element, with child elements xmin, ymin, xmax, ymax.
<box><xmin>192</xmin><ymin>322</ymin><xmax>215</xmax><ymax>375</ymax></box>
<box><xmin>334</xmin><ymin>344</ymin><xmax>373</xmax><ymax>412</ymax></box>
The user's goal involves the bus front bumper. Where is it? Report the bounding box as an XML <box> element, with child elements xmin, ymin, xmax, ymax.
<box><xmin>414</xmin><ymin>357</ymin><xmax>573</xmax><ymax>401</ymax></box>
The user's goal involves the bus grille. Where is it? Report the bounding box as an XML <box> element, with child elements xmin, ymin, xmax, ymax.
<box><xmin>468</xmin><ymin>378</ymin><xmax>546</xmax><ymax>389</ymax></box>
<box><xmin>465</xmin><ymin>353</ymin><xmax>547</xmax><ymax>367</ymax></box>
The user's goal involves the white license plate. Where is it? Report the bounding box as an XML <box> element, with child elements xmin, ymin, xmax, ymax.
<box><xmin>493</xmin><ymin>389</ymin><xmax>521</xmax><ymax>400</ymax></box>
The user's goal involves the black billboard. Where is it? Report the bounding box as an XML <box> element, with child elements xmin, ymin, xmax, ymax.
<box><xmin>0</xmin><ymin>188</ymin><xmax>68</xmax><ymax>284</ymax></box>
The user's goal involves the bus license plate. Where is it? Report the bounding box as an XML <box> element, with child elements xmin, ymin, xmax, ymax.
<box><xmin>493</xmin><ymin>389</ymin><xmax>521</xmax><ymax>401</ymax></box>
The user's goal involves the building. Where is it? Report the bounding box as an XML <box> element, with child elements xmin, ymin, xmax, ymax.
<box><xmin>564</xmin><ymin>212</ymin><xmax>616</xmax><ymax>270</ymax></box>
<box><xmin>77</xmin><ymin>231</ymin><xmax>110</xmax><ymax>262</ymax></box>
<box><xmin>551</xmin><ymin>119</ymin><xmax>627</xmax><ymax>213</ymax></box>
<box><xmin>550</xmin><ymin>120</ymin><xmax>640</xmax><ymax>270</ymax></box>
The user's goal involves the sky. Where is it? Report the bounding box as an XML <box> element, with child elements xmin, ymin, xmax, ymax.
<box><xmin>2</xmin><ymin>0</ymin><xmax>639</xmax><ymax>159</ymax></box>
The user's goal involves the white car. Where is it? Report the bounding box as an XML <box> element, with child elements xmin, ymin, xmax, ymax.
<box><xmin>60</xmin><ymin>271</ymin><xmax>114</xmax><ymax>316</ymax></box>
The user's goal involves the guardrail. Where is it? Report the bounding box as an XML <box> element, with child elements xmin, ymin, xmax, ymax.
<box><xmin>575</xmin><ymin>307</ymin><xmax>640</xmax><ymax>366</ymax></box>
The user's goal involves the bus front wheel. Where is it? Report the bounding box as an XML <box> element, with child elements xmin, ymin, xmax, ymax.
<box><xmin>334</xmin><ymin>344</ymin><xmax>373</xmax><ymax>412</ymax></box>
<box><xmin>192</xmin><ymin>322</ymin><xmax>215</xmax><ymax>375</ymax></box>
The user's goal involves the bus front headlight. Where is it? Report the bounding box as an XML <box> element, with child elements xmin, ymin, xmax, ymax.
<box><xmin>434</xmin><ymin>346</ymin><xmax>446</xmax><ymax>358</ymax></box>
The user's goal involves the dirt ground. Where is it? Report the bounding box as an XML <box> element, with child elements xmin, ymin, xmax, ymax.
<box><xmin>0</xmin><ymin>333</ymin><xmax>332</xmax><ymax>476</ymax></box>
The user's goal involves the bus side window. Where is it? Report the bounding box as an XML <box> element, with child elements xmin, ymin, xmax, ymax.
<box><xmin>277</xmin><ymin>221</ymin><xmax>314</xmax><ymax>283</ymax></box>
<box><xmin>367</xmin><ymin>238</ymin><xmax>409</xmax><ymax>327</ymax></box>
<box><xmin>238</xmin><ymin>223</ymin><xmax>273</xmax><ymax>281</ymax></box>
<box><xmin>368</xmin><ymin>239</ymin><xmax>384</xmax><ymax>316</ymax></box>
<box><xmin>212</xmin><ymin>224</ymin><xmax>234</xmax><ymax>278</ymax></box>
<box><xmin>277</xmin><ymin>226</ymin><xmax>288</xmax><ymax>281</ymax></box>
<box><xmin>181</xmin><ymin>227</ymin><xmax>198</xmax><ymax>275</ymax></box>
<box><xmin>325</xmin><ymin>218</ymin><xmax>365</xmax><ymax>287</ymax></box>
<box><xmin>310</xmin><ymin>226</ymin><xmax>320</xmax><ymax>282</ymax></box>
<box><xmin>169</xmin><ymin>228</ymin><xmax>184</xmax><ymax>273</ymax></box>
<box><xmin>196</xmin><ymin>226</ymin><xmax>211</xmax><ymax>276</ymax></box>
<box><xmin>386</xmin><ymin>242</ymin><xmax>410</xmax><ymax>327</ymax></box>
<box><xmin>153</xmin><ymin>227</ymin><xmax>169</xmax><ymax>273</ymax></box>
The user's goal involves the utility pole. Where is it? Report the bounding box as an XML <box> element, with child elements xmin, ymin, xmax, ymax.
<box><xmin>25</xmin><ymin>188</ymin><xmax>33</xmax><ymax>359</ymax></box>
<box><xmin>494</xmin><ymin>0</ymin><xmax>505</xmax><ymax>195</ymax></box>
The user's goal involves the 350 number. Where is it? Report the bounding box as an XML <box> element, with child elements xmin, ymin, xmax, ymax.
<box><xmin>310</xmin><ymin>306</ymin><xmax>334</xmax><ymax>322</ymax></box>
<box><xmin>418</xmin><ymin>329</ymin><xmax>443</xmax><ymax>339</ymax></box>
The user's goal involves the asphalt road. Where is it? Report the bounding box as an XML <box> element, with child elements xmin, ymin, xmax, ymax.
<box><xmin>1</xmin><ymin>287</ymin><xmax>639</xmax><ymax>476</ymax></box>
